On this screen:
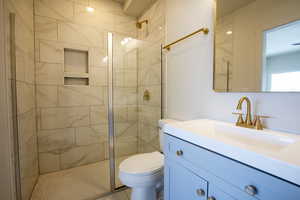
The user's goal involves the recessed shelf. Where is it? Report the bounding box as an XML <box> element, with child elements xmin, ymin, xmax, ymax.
<box><xmin>64</xmin><ymin>77</ymin><xmax>89</xmax><ymax>86</ymax></box>
<box><xmin>64</xmin><ymin>48</ymin><xmax>90</xmax><ymax>86</ymax></box>
<box><xmin>64</xmin><ymin>48</ymin><xmax>89</xmax><ymax>73</ymax></box>
<box><xmin>64</xmin><ymin>72</ymin><xmax>89</xmax><ymax>78</ymax></box>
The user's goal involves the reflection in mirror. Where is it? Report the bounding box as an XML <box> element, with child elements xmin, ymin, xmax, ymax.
<box><xmin>214</xmin><ymin>0</ymin><xmax>300</xmax><ymax>92</ymax></box>
<box><xmin>263</xmin><ymin>20</ymin><xmax>300</xmax><ymax>92</ymax></box>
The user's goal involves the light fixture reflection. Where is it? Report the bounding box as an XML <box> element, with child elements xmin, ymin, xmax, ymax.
<box><xmin>121</xmin><ymin>37</ymin><xmax>132</xmax><ymax>46</ymax></box>
<box><xmin>226</xmin><ymin>30</ymin><xmax>233</xmax><ymax>35</ymax></box>
<box><xmin>86</xmin><ymin>6</ymin><xmax>95</xmax><ymax>13</ymax></box>
<box><xmin>102</xmin><ymin>56</ymin><xmax>108</xmax><ymax>63</ymax></box>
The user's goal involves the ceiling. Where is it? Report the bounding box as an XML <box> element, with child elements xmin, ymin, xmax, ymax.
<box><xmin>265</xmin><ymin>20</ymin><xmax>300</xmax><ymax>57</ymax></box>
<box><xmin>217</xmin><ymin>0</ymin><xmax>255</xmax><ymax>18</ymax></box>
<box><xmin>112</xmin><ymin>0</ymin><xmax>156</xmax><ymax>17</ymax></box>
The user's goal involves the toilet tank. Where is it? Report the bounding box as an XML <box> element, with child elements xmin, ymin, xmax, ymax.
<box><xmin>158</xmin><ymin>119</ymin><xmax>180</xmax><ymax>152</ymax></box>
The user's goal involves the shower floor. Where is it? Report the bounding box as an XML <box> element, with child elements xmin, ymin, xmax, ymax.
<box><xmin>31</xmin><ymin>156</ymin><xmax>129</xmax><ymax>200</ymax></box>
<box><xmin>97</xmin><ymin>190</ymin><xmax>130</xmax><ymax>200</ymax></box>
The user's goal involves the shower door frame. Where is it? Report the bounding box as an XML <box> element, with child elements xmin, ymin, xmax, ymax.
<box><xmin>107</xmin><ymin>32</ymin><xmax>129</xmax><ymax>192</ymax></box>
<box><xmin>107</xmin><ymin>32</ymin><xmax>117</xmax><ymax>191</ymax></box>
<box><xmin>0</xmin><ymin>0</ymin><xmax>19</xmax><ymax>199</ymax></box>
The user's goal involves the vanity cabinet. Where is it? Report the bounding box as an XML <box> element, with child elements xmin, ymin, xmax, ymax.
<box><xmin>167</xmin><ymin>162</ymin><xmax>208</xmax><ymax>200</ymax></box>
<box><xmin>166</xmin><ymin>161</ymin><xmax>235</xmax><ymax>200</ymax></box>
<box><xmin>164</xmin><ymin>134</ymin><xmax>300</xmax><ymax>200</ymax></box>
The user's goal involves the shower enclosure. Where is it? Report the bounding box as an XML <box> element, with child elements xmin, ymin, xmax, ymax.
<box><xmin>4</xmin><ymin>0</ymin><xmax>165</xmax><ymax>198</ymax></box>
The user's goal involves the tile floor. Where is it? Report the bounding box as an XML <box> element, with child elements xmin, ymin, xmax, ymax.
<box><xmin>97</xmin><ymin>188</ymin><xmax>164</xmax><ymax>200</ymax></box>
<box><xmin>97</xmin><ymin>190</ymin><xmax>131</xmax><ymax>200</ymax></box>
<box><xmin>31</xmin><ymin>157</ymin><xmax>129</xmax><ymax>200</ymax></box>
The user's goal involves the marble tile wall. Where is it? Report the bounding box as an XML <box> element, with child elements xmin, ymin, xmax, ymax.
<box><xmin>4</xmin><ymin>0</ymin><xmax>162</xmax><ymax>198</ymax></box>
<box><xmin>34</xmin><ymin>0</ymin><xmax>139</xmax><ymax>173</ymax></box>
<box><xmin>6</xmin><ymin>0</ymin><xmax>39</xmax><ymax>199</ymax></box>
<box><xmin>137</xmin><ymin>0</ymin><xmax>165</xmax><ymax>153</ymax></box>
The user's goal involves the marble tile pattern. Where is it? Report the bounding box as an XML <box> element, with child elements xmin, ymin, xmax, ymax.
<box><xmin>34</xmin><ymin>0</ymin><xmax>139</xmax><ymax>173</ymax></box>
<box><xmin>6</xmin><ymin>0</ymin><xmax>39</xmax><ymax>200</ymax></box>
<box><xmin>6</xmin><ymin>0</ymin><xmax>163</xmax><ymax>199</ymax></box>
<box><xmin>137</xmin><ymin>0</ymin><xmax>165</xmax><ymax>153</ymax></box>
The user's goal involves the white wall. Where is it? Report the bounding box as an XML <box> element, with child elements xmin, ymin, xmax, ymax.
<box><xmin>165</xmin><ymin>0</ymin><xmax>300</xmax><ymax>134</ymax></box>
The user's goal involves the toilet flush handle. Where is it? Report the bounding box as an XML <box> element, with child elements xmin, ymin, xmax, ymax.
<box><xmin>196</xmin><ymin>189</ymin><xmax>205</xmax><ymax>196</ymax></box>
<box><xmin>176</xmin><ymin>150</ymin><xmax>183</xmax><ymax>156</ymax></box>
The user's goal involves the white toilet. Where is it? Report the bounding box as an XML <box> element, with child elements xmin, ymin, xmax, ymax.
<box><xmin>119</xmin><ymin>119</ymin><xmax>179</xmax><ymax>200</ymax></box>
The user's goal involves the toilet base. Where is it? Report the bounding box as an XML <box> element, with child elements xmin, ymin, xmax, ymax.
<box><xmin>131</xmin><ymin>187</ymin><xmax>156</xmax><ymax>200</ymax></box>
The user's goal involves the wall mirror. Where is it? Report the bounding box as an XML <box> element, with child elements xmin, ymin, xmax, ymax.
<box><xmin>214</xmin><ymin>0</ymin><xmax>300</xmax><ymax>92</ymax></box>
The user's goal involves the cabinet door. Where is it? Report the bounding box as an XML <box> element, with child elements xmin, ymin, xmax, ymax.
<box><xmin>167</xmin><ymin>162</ymin><xmax>208</xmax><ymax>200</ymax></box>
<box><xmin>208</xmin><ymin>184</ymin><xmax>237</xmax><ymax>200</ymax></box>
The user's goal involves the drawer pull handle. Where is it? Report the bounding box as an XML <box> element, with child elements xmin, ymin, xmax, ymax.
<box><xmin>176</xmin><ymin>150</ymin><xmax>183</xmax><ymax>156</ymax></box>
<box><xmin>208</xmin><ymin>196</ymin><xmax>216</xmax><ymax>200</ymax></box>
<box><xmin>245</xmin><ymin>185</ymin><xmax>257</xmax><ymax>196</ymax></box>
<box><xmin>196</xmin><ymin>189</ymin><xmax>205</xmax><ymax>196</ymax></box>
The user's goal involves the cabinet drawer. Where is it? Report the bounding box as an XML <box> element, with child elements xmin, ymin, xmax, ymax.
<box><xmin>166</xmin><ymin>161</ymin><xmax>208</xmax><ymax>200</ymax></box>
<box><xmin>164</xmin><ymin>134</ymin><xmax>300</xmax><ymax>200</ymax></box>
<box><xmin>208</xmin><ymin>184</ymin><xmax>237</xmax><ymax>200</ymax></box>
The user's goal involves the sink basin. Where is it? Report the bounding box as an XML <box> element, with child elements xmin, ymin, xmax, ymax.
<box><xmin>163</xmin><ymin>119</ymin><xmax>300</xmax><ymax>185</ymax></box>
<box><xmin>213</xmin><ymin>122</ymin><xmax>298</xmax><ymax>151</ymax></box>
<box><xmin>168</xmin><ymin>119</ymin><xmax>300</xmax><ymax>152</ymax></box>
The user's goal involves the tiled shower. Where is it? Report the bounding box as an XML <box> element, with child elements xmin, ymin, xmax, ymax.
<box><xmin>4</xmin><ymin>0</ymin><xmax>165</xmax><ymax>199</ymax></box>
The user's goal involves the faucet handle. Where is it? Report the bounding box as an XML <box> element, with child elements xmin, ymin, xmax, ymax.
<box><xmin>232</xmin><ymin>112</ymin><xmax>244</xmax><ymax>126</ymax></box>
<box><xmin>258</xmin><ymin>115</ymin><xmax>270</xmax><ymax>119</ymax></box>
<box><xmin>232</xmin><ymin>112</ymin><xmax>243</xmax><ymax>115</ymax></box>
<box><xmin>253</xmin><ymin>115</ymin><xmax>270</xmax><ymax>130</ymax></box>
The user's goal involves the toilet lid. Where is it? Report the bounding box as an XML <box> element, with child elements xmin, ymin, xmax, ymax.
<box><xmin>119</xmin><ymin>152</ymin><xmax>164</xmax><ymax>175</ymax></box>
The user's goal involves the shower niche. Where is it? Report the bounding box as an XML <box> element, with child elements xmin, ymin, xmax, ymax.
<box><xmin>64</xmin><ymin>48</ymin><xmax>90</xmax><ymax>86</ymax></box>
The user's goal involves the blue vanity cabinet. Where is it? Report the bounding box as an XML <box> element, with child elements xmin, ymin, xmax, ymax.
<box><xmin>164</xmin><ymin>134</ymin><xmax>300</xmax><ymax>200</ymax></box>
<box><xmin>208</xmin><ymin>184</ymin><xmax>237</xmax><ymax>200</ymax></box>
<box><xmin>165</xmin><ymin>160</ymin><xmax>208</xmax><ymax>200</ymax></box>
<box><xmin>165</xmin><ymin>159</ymin><xmax>237</xmax><ymax>200</ymax></box>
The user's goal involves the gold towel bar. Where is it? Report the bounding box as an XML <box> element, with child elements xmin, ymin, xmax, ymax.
<box><xmin>163</xmin><ymin>28</ymin><xmax>209</xmax><ymax>51</ymax></box>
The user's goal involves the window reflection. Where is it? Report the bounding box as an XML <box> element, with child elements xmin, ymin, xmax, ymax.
<box><xmin>263</xmin><ymin>20</ymin><xmax>300</xmax><ymax>92</ymax></box>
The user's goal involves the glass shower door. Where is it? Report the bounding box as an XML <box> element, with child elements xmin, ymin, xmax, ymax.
<box><xmin>110</xmin><ymin>32</ymin><xmax>162</xmax><ymax>188</ymax></box>
<box><xmin>111</xmin><ymin>33</ymin><xmax>140</xmax><ymax>188</ymax></box>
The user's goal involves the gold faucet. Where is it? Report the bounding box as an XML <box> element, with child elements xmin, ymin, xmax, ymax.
<box><xmin>235</xmin><ymin>96</ymin><xmax>253</xmax><ymax>128</ymax></box>
<box><xmin>234</xmin><ymin>97</ymin><xmax>270</xmax><ymax>130</ymax></box>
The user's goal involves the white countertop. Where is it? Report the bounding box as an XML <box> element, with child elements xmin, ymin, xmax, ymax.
<box><xmin>163</xmin><ymin>119</ymin><xmax>300</xmax><ymax>185</ymax></box>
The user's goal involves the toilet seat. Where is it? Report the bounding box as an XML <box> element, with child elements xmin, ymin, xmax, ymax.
<box><xmin>119</xmin><ymin>151</ymin><xmax>164</xmax><ymax>176</ymax></box>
